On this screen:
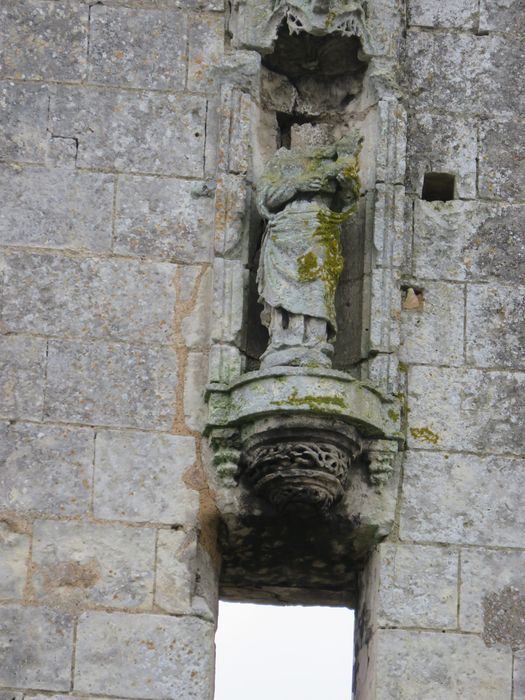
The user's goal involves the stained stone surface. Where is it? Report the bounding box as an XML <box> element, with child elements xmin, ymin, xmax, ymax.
<box><xmin>3</xmin><ymin>253</ymin><xmax>177</xmax><ymax>345</ymax></box>
<box><xmin>32</xmin><ymin>520</ymin><xmax>156</xmax><ymax>609</ymax></box>
<box><xmin>89</xmin><ymin>6</ymin><xmax>187</xmax><ymax>90</ymax></box>
<box><xmin>0</xmin><ymin>522</ymin><xmax>30</xmax><ymax>599</ymax></box>
<box><xmin>45</xmin><ymin>340</ymin><xmax>178</xmax><ymax>430</ymax></box>
<box><xmin>0</xmin><ymin>1</ymin><xmax>87</xmax><ymax>81</ymax></box>
<box><xmin>408</xmin><ymin>0</ymin><xmax>477</xmax><ymax>28</ymax></box>
<box><xmin>154</xmin><ymin>529</ymin><xmax>197</xmax><ymax>613</ymax></box>
<box><xmin>0</xmin><ymin>336</ymin><xmax>46</xmax><ymax>421</ymax></box>
<box><xmin>115</xmin><ymin>176</ymin><xmax>214</xmax><ymax>262</ymax></box>
<box><xmin>0</xmin><ymin>83</ymin><xmax>49</xmax><ymax>163</ymax></box>
<box><xmin>0</xmin><ymin>422</ymin><xmax>93</xmax><ymax>516</ymax></box>
<box><xmin>400</xmin><ymin>451</ymin><xmax>525</xmax><ymax>546</ymax></box>
<box><xmin>479</xmin><ymin>119</ymin><xmax>525</xmax><ymax>202</ymax></box>
<box><xmin>188</xmin><ymin>13</ymin><xmax>225</xmax><ymax>91</ymax></box>
<box><xmin>50</xmin><ymin>88</ymin><xmax>207</xmax><ymax>176</ymax></box>
<box><xmin>0</xmin><ymin>605</ymin><xmax>74</xmax><ymax>690</ymax></box>
<box><xmin>480</xmin><ymin>0</ymin><xmax>525</xmax><ymax>33</ymax></box>
<box><xmin>0</xmin><ymin>165</ymin><xmax>114</xmax><ymax>251</ymax></box>
<box><xmin>74</xmin><ymin>611</ymin><xmax>214</xmax><ymax>699</ymax></box>
<box><xmin>93</xmin><ymin>430</ymin><xmax>199</xmax><ymax>524</ymax></box>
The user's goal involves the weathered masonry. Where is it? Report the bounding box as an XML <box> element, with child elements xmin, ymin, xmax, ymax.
<box><xmin>0</xmin><ymin>0</ymin><xmax>524</xmax><ymax>698</ymax></box>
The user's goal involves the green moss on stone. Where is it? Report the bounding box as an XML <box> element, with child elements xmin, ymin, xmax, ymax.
<box><xmin>388</xmin><ymin>409</ymin><xmax>400</xmax><ymax>422</ymax></box>
<box><xmin>272</xmin><ymin>387</ymin><xmax>347</xmax><ymax>413</ymax></box>
<box><xmin>409</xmin><ymin>426</ymin><xmax>439</xmax><ymax>444</ymax></box>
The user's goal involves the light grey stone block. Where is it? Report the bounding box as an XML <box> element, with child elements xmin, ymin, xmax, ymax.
<box><xmin>408</xmin><ymin>0</ymin><xmax>477</xmax><ymax>27</ymax></box>
<box><xmin>184</xmin><ymin>352</ymin><xmax>208</xmax><ymax>432</ymax></box>
<box><xmin>89</xmin><ymin>6</ymin><xmax>187</xmax><ymax>90</ymax></box>
<box><xmin>0</xmin><ymin>165</ymin><xmax>113</xmax><ymax>252</ymax></box>
<box><xmin>188</xmin><ymin>13</ymin><xmax>224</xmax><ymax>91</ymax></box>
<box><xmin>516</xmin><ymin>650</ymin><xmax>525</xmax><ymax>700</ymax></box>
<box><xmin>0</xmin><ymin>336</ymin><xmax>46</xmax><ymax>421</ymax></box>
<box><xmin>155</xmin><ymin>529</ymin><xmax>196</xmax><ymax>613</ymax></box>
<box><xmin>0</xmin><ymin>605</ymin><xmax>74</xmax><ymax>690</ymax></box>
<box><xmin>96</xmin><ymin>0</ymin><xmax>223</xmax><ymax>7</ymax></box>
<box><xmin>480</xmin><ymin>0</ymin><xmax>525</xmax><ymax>33</ymax></box>
<box><xmin>45</xmin><ymin>340</ymin><xmax>178</xmax><ymax>430</ymax></box>
<box><xmin>374</xmin><ymin>629</ymin><xmax>512</xmax><ymax>700</ymax></box>
<box><xmin>466</xmin><ymin>283</ymin><xmax>525</xmax><ymax>369</ymax></box>
<box><xmin>400</xmin><ymin>281</ymin><xmax>464</xmax><ymax>366</ymax></box>
<box><xmin>408</xmin><ymin>366</ymin><xmax>525</xmax><ymax>454</ymax></box>
<box><xmin>181</xmin><ymin>266</ymin><xmax>213</xmax><ymax>349</ymax></box>
<box><xmin>0</xmin><ymin>1</ymin><xmax>87</xmax><ymax>81</ymax></box>
<box><xmin>74</xmin><ymin>611</ymin><xmax>214</xmax><ymax>699</ymax></box>
<box><xmin>0</xmin><ymin>83</ymin><xmax>49</xmax><ymax>163</ymax></box>
<box><xmin>0</xmin><ymin>523</ymin><xmax>30</xmax><ymax>600</ymax></box>
<box><xmin>94</xmin><ymin>430</ymin><xmax>199</xmax><ymax>524</ymax></box>
<box><xmin>114</xmin><ymin>176</ymin><xmax>214</xmax><ymax>262</ymax></box>
<box><xmin>32</xmin><ymin>520</ymin><xmax>155</xmax><ymax>610</ymax></box>
<box><xmin>401</xmin><ymin>451</ymin><xmax>525</xmax><ymax>546</ymax></box>
<box><xmin>377</xmin><ymin>544</ymin><xmax>458</xmax><ymax>628</ymax></box>
<box><xmin>50</xmin><ymin>88</ymin><xmax>206</xmax><ymax>176</ymax></box>
<box><xmin>413</xmin><ymin>201</ymin><xmax>525</xmax><ymax>283</ymax></box>
<box><xmin>479</xmin><ymin>119</ymin><xmax>525</xmax><ymax>202</ymax></box>
<box><xmin>3</xmin><ymin>253</ymin><xmax>177</xmax><ymax>345</ymax></box>
<box><xmin>460</xmin><ymin>549</ymin><xmax>525</xmax><ymax>633</ymax></box>
<box><xmin>406</xmin><ymin>112</ymin><xmax>477</xmax><ymax>198</ymax></box>
<box><xmin>0</xmin><ymin>422</ymin><xmax>93</xmax><ymax>516</ymax></box>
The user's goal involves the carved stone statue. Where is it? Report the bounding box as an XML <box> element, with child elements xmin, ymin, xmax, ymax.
<box><xmin>255</xmin><ymin>132</ymin><xmax>361</xmax><ymax>368</ymax></box>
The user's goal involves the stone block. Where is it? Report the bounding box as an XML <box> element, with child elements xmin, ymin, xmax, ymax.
<box><xmin>460</xmin><ymin>549</ymin><xmax>525</xmax><ymax>634</ymax></box>
<box><xmin>74</xmin><ymin>611</ymin><xmax>214</xmax><ymax>699</ymax></box>
<box><xmin>516</xmin><ymin>650</ymin><xmax>525</xmax><ymax>700</ymax></box>
<box><xmin>406</xmin><ymin>112</ymin><xmax>477</xmax><ymax>198</ymax></box>
<box><xmin>408</xmin><ymin>0</ymin><xmax>477</xmax><ymax>28</ymax></box>
<box><xmin>414</xmin><ymin>200</ymin><xmax>525</xmax><ymax>283</ymax></box>
<box><xmin>408</xmin><ymin>366</ymin><xmax>525</xmax><ymax>454</ymax></box>
<box><xmin>184</xmin><ymin>352</ymin><xmax>208</xmax><ymax>432</ymax></box>
<box><xmin>155</xmin><ymin>529</ymin><xmax>196</xmax><ymax>613</ymax></box>
<box><xmin>0</xmin><ymin>336</ymin><xmax>46</xmax><ymax>421</ymax></box>
<box><xmin>0</xmin><ymin>83</ymin><xmax>49</xmax><ymax>163</ymax></box>
<box><xmin>114</xmin><ymin>176</ymin><xmax>214</xmax><ymax>262</ymax></box>
<box><xmin>0</xmin><ymin>605</ymin><xmax>74</xmax><ymax>690</ymax></box>
<box><xmin>400</xmin><ymin>281</ymin><xmax>464</xmax><ymax>366</ymax></box>
<box><xmin>401</xmin><ymin>451</ymin><xmax>525</xmax><ymax>546</ymax></box>
<box><xmin>94</xmin><ymin>430</ymin><xmax>199</xmax><ymax>524</ymax></box>
<box><xmin>377</xmin><ymin>544</ymin><xmax>458</xmax><ymax>628</ymax></box>
<box><xmin>211</xmin><ymin>258</ymin><xmax>246</xmax><ymax>344</ymax></box>
<box><xmin>32</xmin><ymin>520</ymin><xmax>155</xmax><ymax>610</ymax></box>
<box><xmin>0</xmin><ymin>422</ymin><xmax>93</xmax><ymax>516</ymax></box>
<box><xmin>188</xmin><ymin>13</ymin><xmax>224</xmax><ymax>91</ymax></box>
<box><xmin>466</xmin><ymin>283</ymin><xmax>525</xmax><ymax>369</ymax></box>
<box><xmin>45</xmin><ymin>340</ymin><xmax>178</xmax><ymax>430</ymax></box>
<box><xmin>181</xmin><ymin>266</ymin><xmax>213</xmax><ymax>349</ymax></box>
<box><xmin>97</xmin><ymin>0</ymin><xmax>223</xmax><ymax>8</ymax></box>
<box><xmin>0</xmin><ymin>164</ymin><xmax>113</xmax><ymax>251</ymax></box>
<box><xmin>50</xmin><ymin>88</ymin><xmax>206</xmax><ymax>177</ymax></box>
<box><xmin>3</xmin><ymin>252</ymin><xmax>177</xmax><ymax>345</ymax></box>
<box><xmin>479</xmin><ymin>119</ymin><xmax>525</xmax><ymax>202</ymax></box>
<box><xmin>89</xmin><ymin>6</ymin><xmax>187</xmax><ymax>90</ymax></box>
<box><xmin>374</xmin><ymin>629</ymin><xmax>512</xmax><ymax>699</ymax></box>
<box><xmin>0</xmin><ymin>523</ymin><xmax>30</xmax><ymax>599</ymax></box>
<box><xmin>480</xmin><ymin>0</ymin><xmax>525</xmax><ymax>33</ymax></box>
<box><xmin>0</xmin><ymin>1</ymin><xmax>87</xmax><ymax>81</ymax></box>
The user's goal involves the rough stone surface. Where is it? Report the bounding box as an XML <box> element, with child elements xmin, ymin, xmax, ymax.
<box><xmin>188</xmin><ymin>13</ymin><xmax>225</xmax><ymax>91</ymax></box>
<box><xmin>45</xmin><ymin>340</ymin><xmax>178</xmax><ymax>430</ymax></box>
<box><xmin>181</xmin><ymin>267</ymin><xmax>213</xmax><ymax>349</ymax></box>
<box><xmin>184</xmin><ymin>352</ymin><xmax>209</xmax><ymax>432</ymax></box>
<box><xmin>0</xmin><ymin>165</ymin><xmax>114</xmax><ymax>251</ymax></box>
<box><xmin>114</xmin><ymin>176</ymin><xmax>214</xmax><ymax>262</ymax></box>
<box><xmin>377</xmin><ymin>544</ymin><xmax>458</xmax><ymax>628</ymax></box>
<box><xmin>374</xmin><ymin>629</ymin><xmax>512</xmax><ymax>699</ymax></box>
<box><xmin>0</xmin><ymin>522</ymin><xmax>30</xmax><ymax>599</ymax></box>
<box><xmin>94</xmin><ymin>430</ymin><xmax>199</xmax><ymax>524</ymax></box>
<box><xmin>466</xmin><ymin>283</ymin><xmax>525</xmax><ymax>369</ymax></box>
<box><xmin>3</xmin><ymin>253</ymin><xmax>177</xmax><ymax>344</ymax></box>
<box><xmin>50</xmin><ymin>88</ymin><xmax>207</xmax><ymax>176</ymax></box>
<box><xmin>460</xmin><ymin>549</ymin><xmax>525</xmax><ymax>635</ymax></box>
<box><xmin>32</xmin><ymin>520</ymin><xmax>156</xmax><ymax>610</ymax></box>
<box><xmin>401</xmin><ymin>451</ymin><xmax>525</xmax><ymax>546</ymax></box>
<box><xmin>0</xmin><ymin>336</ymin><xmax>46</xmax><ymax>421</ymax></box>
<box><xmin>516</xmin><ymin>650</ymin><xmax>525</xmax><ymax>700</ymax></box>
<box><xmin>89</xmin><ymin>6</ymin><xmax>187</xmax><ymax>90</ymax></box>
<box><xmin>399</xmin><ymin>281</ymin><xmax>464</xmax><ymax>366</ymax></box>
<box><xmin>408</xmin><ymin>0</ymin><xmax>477</xmax><ymax>28</ymax></box>
<box><xmin>0</xmin><ymin>422</ymin><xmax>93</xmax><ymax>516</ymax></box>
<box><xmin>0</xmin><ymin>82</ymin><xmax>49</xmax><ymax>163</ymax></box>
<box><xmin>479</xmin><ymin>119</ymin><xmax>525</xmax><ymax>202</ymax></box>
<box><xmin>408</xmin><ymin>366</ymin><xmax>525</xmax><ymax>454</ymax></box>
<box><xmin>155</xmin><ymin>529</ymin><xmax>197</xmax><ymax>613</ymax></box>
<box><xmin>0</xmin><ymin>605</ymin><xmax>74</xmax><ymax>690</ymax></box>
<box><xmin>0</xmin><ymin>1</ymin><xmax>87</xmax><ymax>81</ymax></box>
<box><xmin>74</xmin><ymin>611</ymin><xmax>214</xmax><ymax>699</ymax></box>
<box><xmin>480</xmin><ymin>0</ymin><xmax>525</xmax><ymax>33</ymax></box>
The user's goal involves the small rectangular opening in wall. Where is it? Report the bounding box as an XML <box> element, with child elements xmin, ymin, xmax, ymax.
<box><xmin>214</xmin><ymin>601</ymin><xmax>354</xmax><ymax>699</ymax></box>
<box><xmin>422</xmin><ymin>172</ymin><xmax>455</xmax><ymax>202</ymax></box>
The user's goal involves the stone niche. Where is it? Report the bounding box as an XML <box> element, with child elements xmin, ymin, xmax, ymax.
<box><xmin>206</xmin><ymin>0</ymin><xmax>406</xmax><ymax>604</ymax></box>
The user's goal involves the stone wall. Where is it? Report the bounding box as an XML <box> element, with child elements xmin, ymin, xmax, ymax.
<box><xmin>0</xmin><ymin>0</ymin><xmax>524</xmax><ymax>698</ymax></box>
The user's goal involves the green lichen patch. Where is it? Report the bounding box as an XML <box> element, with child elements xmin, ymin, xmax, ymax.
<box><xmin>409</xmin><ymin>426</ymin><xmax>439</xmax><ymax>444</ymax></box>
<box><xmin>388</xmin><ymin>409</ymin><xmax>400</xmax><ymax>422</ymax></box>
<box><xmin>271</xmin><ymin>387</ymin><xmax>347</xmax><ymax>413</ymax></box>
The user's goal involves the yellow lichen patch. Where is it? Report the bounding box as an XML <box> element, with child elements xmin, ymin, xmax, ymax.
<box><xmin>409</xmin><ymin>426</ymin><xmax>440</xmax><ymax>444</ymax></box>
